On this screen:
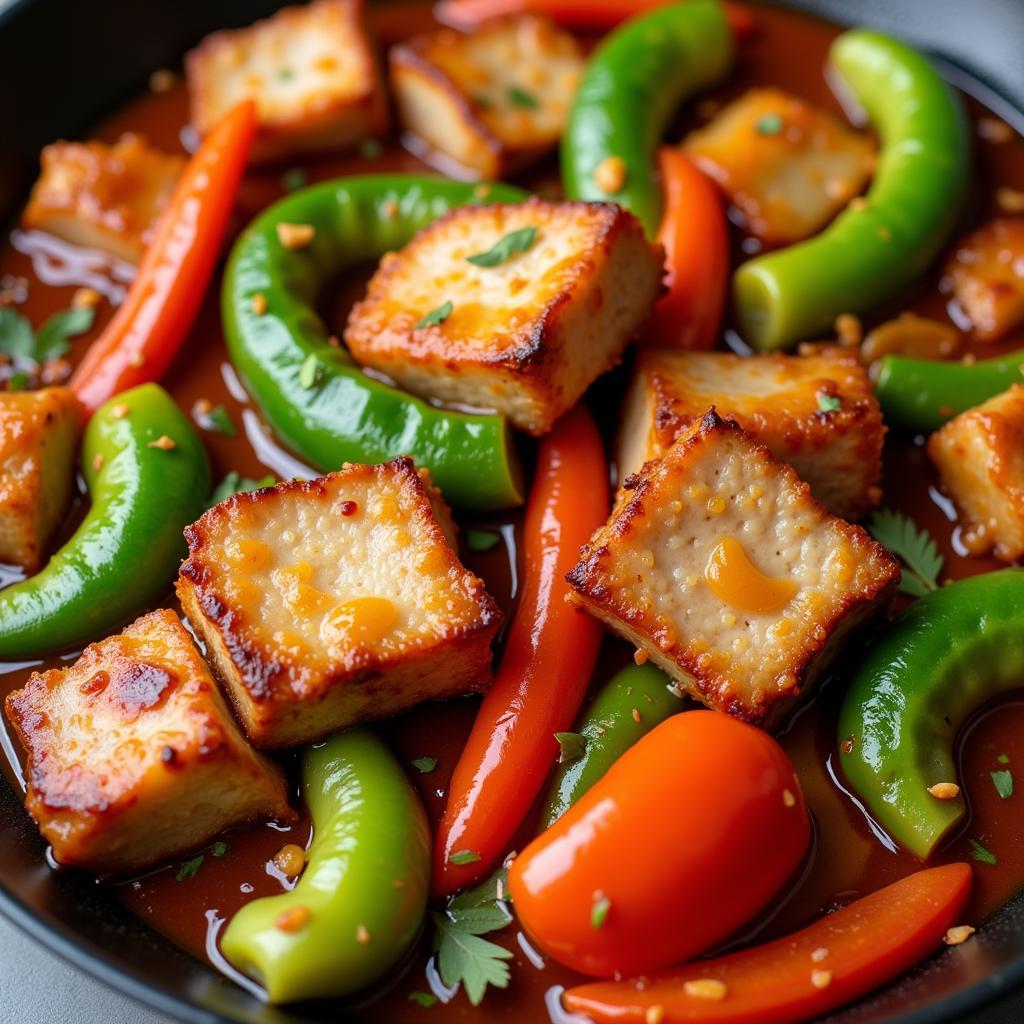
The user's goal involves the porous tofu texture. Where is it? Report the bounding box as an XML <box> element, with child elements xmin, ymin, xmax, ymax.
<box><xmin>618</xmin><ymin>349</ymin><xmax>884</xmax><ymax>520</ymax></box>
<box><xmin>390</xmin><ymin>15</ymin><xmax>583</xmax><ymax>179</ymax></box>
<box><xmin>4</xmin><ymin>609</ymin><xmax>292</xmax><ymax>874</ymax></box>
<box><xmin>684</xmin><ymin>87</ymin><xmax>875</xmax><ymax>247</ymax></box>
<box><xmin>0</xmin><ymin>387</ymin><xmax>79</xmax><ymax>573</ymax></box>
<box><xmin>345</xmin><ymin>198</ymin><xmax>664</xmax><ymax>435</ymax></box>
<box><xmin>568</xmin><ymin>411</ymin><xmax>899</xmax><ymax>728</ymax></box>
<box><xmin>177</xmin><ymin>459</ymin><xmax>501</xmax><ymax>748</ymax></box>
<box><xmin>928</xmin><ymin>385</ymin><xmax>1024</xmax><ymax>562</ymax></box>
<box><xmin>21</xmin><ymin>134</ymin><xmax>183</xmax><ymax>264</ymax></box>
<box><xmin>186</xmin><ymin>0</ymin><xmax>388</xmax><ymax>164</ymax></box>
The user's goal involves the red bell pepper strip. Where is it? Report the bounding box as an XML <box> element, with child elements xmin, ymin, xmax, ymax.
<box><xmin>434</xmin><ymin>0</ymin><xmax>757</xmax><ymax>39</ymax></box>
<box><xmin>70</xmin><ymin>101</ymin><xmax>256</xmax><ymax>417</ymax></box>
<box><xmin>644</xmin><ymin>148</ymin><xmax>728</xmax><ymax>349</ymax></box>
<box><xmin>432</xmin><ymin>405</ymin><xmax>608</xmax><ymax>896</ymax></box>
<box><xmin>563</xmin><ymin>862</ymin><xmax>973</xmax><ymax>1024</ymax></box>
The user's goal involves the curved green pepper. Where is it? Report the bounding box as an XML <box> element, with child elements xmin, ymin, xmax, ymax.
<box><xmin>560</xmin><ymin>0</ymin><xmax>733</xmax><ymax>236</ymax></box>
<box><xmin>734</xmin><ymin>29</ymin><xmax>970</xmax><ymax>351</ymax></box>
<box><xmin>837</xmin><ymin>569</ymin><xmax>1024</xmax><ymax>860</ymax></box>
<box><xmin>223</xmin><ymin>175</ymin><xmax>526</xmax><ymax>510</ymax></box>
<box><xmin>221</xmin><ymin>728</ymin><xmax>431</xmax><ymax>1003</ymax></box>
<box><xmin>0</xmin><ymin>384</ymin><xmax>209</xmax><ymax>659</ymax></box>
<box><xmin>539</xmin><ymin>663</ymin><xmax>682</xmax><ymax>830</ymax></box>
<box><xmin>876</xmin><ymin>348</ymin><xmax>1024</xmax><ymax>433</ymax></box>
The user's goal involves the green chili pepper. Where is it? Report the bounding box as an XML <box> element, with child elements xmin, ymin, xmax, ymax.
<box><xmin>221</xmin><ymin>728</ymin><xmax>430</xmax><ymax>1003</ymax></box>
<box><xmin>837</xmin><ymin>569</ymin><xmax>1024</xmax><ymax>860</ymax></box>
<box><xmin>875</xmin><ymin>348</ymin><xmax>1024</xmax><ymax>432</ymax></box>
<box><xmin>222</xmin><ymin>175</ymin><xmax>527</xmax><ymax>510</ymax></box>
<box><xmin>734</xmin><ymin>29</ymin><xmax>970</xmax><ymax>351</ymax></box>
<box><xmin>560</xmin><ymin>0</ymin><xmax>733</xmax><ymax>236</ymax></box>
<box><xmin>539</xmin><ymin>663</ymin><xmax>682</xmax><ymax>830</ymax></box>
<box><xmin>0</xmin><ymin>384</ymin><xmax>209</xmax><ymax>659</ymax></box>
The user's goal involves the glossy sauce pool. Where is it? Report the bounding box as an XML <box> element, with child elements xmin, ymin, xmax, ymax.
<box><xmin>1</xmin><ymin>2</ymin><xmax>1024</xmax><ymax>1020</ymax></box>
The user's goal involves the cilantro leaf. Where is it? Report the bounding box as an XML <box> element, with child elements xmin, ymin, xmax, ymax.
<box><xmin>450</xmin><ymin>866</ymin><xmax>511</xmax><ymax>911</ymax></box>
<box><xmin>36</xmin><ymin>306</ymin><xmax>95</xmax><ymax>361</ymax></box>
<box><xmin>555</xmin><ymin>731</ymin><xmax>586</xmax><ymax>764</ymax></box>
<box><xmin>447</xmin><ymin>904</ymin><xmax>512</xmax><ymax>934</ymax></box>
<box><xmin>466</xmin><ymin>529</ymin><xmax>501</xmax><ymax>552</ymax></box>
<box><xmin>466</xmin><ymin>227</ymin><xmax>537</xmax><ymax>268</ymax></box>
<box><xmin>449</xmin><ymin>849</ymin><xmax>480</xmax><ymax>866</ymax></box>
<box><xmin>0</xmin><ymin>308</ymin><xmax>37</xmax><ymax>360</ymax></box>
<box><xmin>8</xmin><ymin>371</ymin><xmax>29</xmax><ymax>391</ymax></box>
<box><xmin>212</xmin><ymin>840</ymin><xmax>230</xmax><ymax>858</ymax></box>
<box><xmin>416</xmin><ymin>301</ymin><xmax>453</xmax><ymax>330</ymax></box>
<box><xmin>433</xmin><ymin>911</ymin><xmax>513</xmax><ymax>1006</ymax></box>
<box><xmin>176</xmin><ymin>854</ymin><xmax>204</xmax><ymax>881</ymax></box>
<box><xmin>817</xmin><ymin>393</ymin><xmax>842</xmax><ymax>413</ymax></box>
<box><xmin>867</xmin><ymin>509</ymin><xmax>944</xmax><ymax>598</ymax></box>
<box><xmin>411</xmin><ymin>756</ymin><xmax>438</xmax><ymax>774</ymax></box>
<box><xmin>196</xmin><ymin>403</ymin><xmax>237</xmax><ymax>437</ymax></box>
<box><xmin>991</xmin><ymin>770</ymin><xmax>1014</xmax><ymax>799</ymax></box>
<box><xmin>507</xmin><ymin>85</ymin><xmax>539</xmax><ymax>110</ymax></box>
<box><xmin>409</xmin><ymin>991</ymin><xmax>438</xmax><ymax>1007</ymax></box>
<box><xmin>207</xmin><ymin>471</ymin><xmax>276</xmax><ymax>509</ymax></box>
<box><xmin>969</xmin><ymin>838</ymin><xmax>997</xmax><ymax>865</ymax></box>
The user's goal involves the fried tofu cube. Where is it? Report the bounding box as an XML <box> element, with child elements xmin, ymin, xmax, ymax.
<box><xmin>945</xmin><ymin>218</ymin><xmax>1024</xmax><ymax>342</ymax></box>
<box><xmin>4</xmin><ymin>609</ymin><xmax>292</xmax><ymax>874</ymax></box>
<box><xmin>21</xmin><ymin>134</ymin><xmax>183</xmax><ymax>264</ymax></box>
<box><xmin>186</xmin><ymin>0</ymin><xmax>388</xmax><ymax>164</ymax></box>
<box><xmin>0</xmin><ymin>387</ymin><xmax>79</xmax><ymax>573</ymax></box>
<box><xmin>177</xmin><ymin>459</ymin><xmax>501</xmax><ymax>748</ymax></box>
<box><xmin>684</xmin><ymin>88</ymin><xmax>875</xmax><ymax>247</ymax></box>
<box><xmin>346</xmin><ymin>198</ymin><xmax>664</xmax><ymax>435</ymax></box>
<box><xmin>390</xmin><ymin>15</ymin><xmax>583</xmax><ymax>180</ymax></box>
<box><xmin>568</xmin><ymin>411</ymin><xmax>899</xmax><ymax>727</ymax></box>
<box><xmin>927</xmin><ymin>385</ymin><xmax>1024</xmax><ymax>561</ymax></box>
<box><xmin>618</xmin><ymin>349</ymin><xmax>884</xmax><ymax>520</ymax></box>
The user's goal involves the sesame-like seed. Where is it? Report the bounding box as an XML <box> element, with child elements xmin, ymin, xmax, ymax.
<box><xmin>944</xmin><ymin>925</ymin><xmax>976</xmax><ymax>945</ymax></box>
<box><xmin>834</xmin><ymin>312</ymin><xmax>863</xmax><ymax>346</ymax></box>
<box><xmin>979</xmin><ymin>117</ymin><xmax>1013</xmax><ymax>144</ymax></box>
<box><xmin>645</xmin><ymin>1006</ymin><xmax>665</xmax><ymax>1024</ymax></box>
<box><xmin>594</xmin><ymin>155</ymin><xmax>628</xmax><ymax>194</ymax></box>
<box><xmin>275</xmin><ymin>905</ymin><xmax>310</xmax><ymax>932</ymax></box>
<box><xmin>392</xmin><ymin>878</ymin><xmax>406</xmax><ymax>888</ymax></box>
<box><xmin>707</xmin><ymin>496</ymin><xmax>726</xmax><ymax>515</ymax></box>
<box><xmin>877</xmin><ymin>225</ymin><xmax>892</xmax><ymax>241</ymax></box>
<box><xmin>72</xmin><ymin>287</ymin><xmax>101</xmax><ymax>310</ymax></box>
<box><xmin>683</xmin><ymin>979</ymin><xmax>727</xmax><ymax>1001</ymax></box>
<box><xmin>193</xmin><ymin>398</ymin><xmax>213</xmax><ymax>418</ymax></box>
<box><xmin>996</xmin><ymin>187</ymin><xmax>1024</xmax><ymax>213</ymax></box>
<box><xmin>276</xmin><ymin>222</ymin><xmax>316</xmax><ymax>249</ymax></box>
<box><xmin>356</xmin><ymin>923</ymin><xmax>371</xmax><ymax>944</ymax></box>
<box><xmin>111</xmin><ymin>403</ymin><xmax>130</xmax><ymax>419</ymax></box>
<box><xmin>811</xmin><ymin>947</ymin><xmax>829</xmax><ymax>962</ymax></box>
<box><xmin>252</xmin><ymin>292</ymin><xmax>268</xmax><ymax>315</ymax></box>
<box><xmin>474</xmin><ymin>184</ymin><xmax>492</xmax><ymax>199</ymax></box>
<box><xmin>927</xmin><ymin>782</ymin><xmax>960</xmax><ymax>800</ymax></box>
<box><xmin>128</xmin><ymin>353</ymin><xmax>145</xmax><ymax>368</ymax></box>
<box><xmin>149</xmin><ymin>69</ymin><xmax>177</xmax><ymax>93</ymax></box>
<box><xmin>148</xmin><ymin>435</ymin><xmax>176</xmax><ymax>450</ymax></box>
<box><xmin>783</xmin><ymin>789</ymin><xmax>797</xmax><ymax>808</ymax></box>
<box><xmin>634</xmin><ymin>648</ymin><xmax>649</xmax><ymax>666</ymax></box>
<box><xmin>92</xmin><ymin>453</ymin><xmax>104</xmax><ymax>471</ymax></box>
<box><xmin>382</xmin><ymin>199</ymin><xmax>399</xmax><ymax>219</ymax></box>
<box><xmin>632</xmin><ymin>707</ymin><xmax>641</xmax><ymax>724</ymax></box>
<box><xmin>272</xmin><ymin>843</ymin><xmax>306</xmax><ymax>878</ymax></box>
<box><xmin>811</xmin><ymin>969</ymin><xmax>832</xmax><ymax>990</ymax></box>
<box><xmin>849</xmin><ymin>196</ymin><xmax>868</xmax><ymax>212</ymax></box>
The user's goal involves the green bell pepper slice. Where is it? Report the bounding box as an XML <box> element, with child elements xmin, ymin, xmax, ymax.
<box><xmin>560</xmin><ymin>0</ymin><xmax>734</xmax><ymax>236</ymax></box>
<box><xmin>0</xmin><ymin>384</ymin><xmax>209</xmax><ymax>659</ymax></box>
<box><xmin>221</xmin><ymin>728</ymin><xmax>431</xmax><ymax>1003</ymax></box>
<box><xmin>222</xmin><ymin>175</ymin><xmax>526</xmax><ymax>510</ymax></box>
<box><xmin>875</xmin><ymin>348</ymin><xmax>1024</xmax><ymax>433</ymax></box>
<box><xmin>539</xmin><ymin>663</ymin><xmax>682</xmax><ymax>830</ymax></box>
<box><xmin>734</xmin><ymin>29</ymin><xmax>970</xmax><ymax>351</ymax></box>
<box><xmin>837</xmin><ymin>569</ymin><xmax>1024</xmax><ymax>860</ymax></box>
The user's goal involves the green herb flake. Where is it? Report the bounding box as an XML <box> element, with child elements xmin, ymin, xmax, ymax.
<box><xmin>207</xmin><ymin>471</ymin><xmax>276</xmax><ymax>509</ymax></box>
<box><xmin>555</xmin><ymin>731</ymin><xmax>587</xmax><ymax>765</ymax></box>
<box><xmin>867</xmin><ymin>509</ymin><xmax>944</xmax><ymax>599</ymax></box>
<box><xmin>281</xmin><ymin>168</ymin><xmax>308</xmax><ymax>193</ymax></box>
<box><xmin>817</xmin><ymin>394</ymin><xmax>842</xmax><ymax>413</ymax></box>
<box><xmin>415</xmin><ymin>301</ymin><xmax>454</xmax><ymax>330</ymax></box>
<box><xmin>450</xmin><ymin>867</ymin><xmax>511</xmax><ymax>912</ymax></box>
<box><xmin>756</xmin><ymin>113</ymin><xmax>784</xmax><ymax>135</ymax></box>
<box><xmin>299</xmin><ymin>352</ymin><xmax>321</xmax><ymax>389</ymax></box>
<box><xmin>472</xmin><ymin>93</ymin><xmax>493</xmax><ymax>110</ymax></box>
<box><xmin>36</xmin><ymin>306</ymin><xmax>95</xmax><ymax>361</ymax></box>
<box><xmin>211</xmin><ymin>840</ymin><xmax>230</xmax><ymax>858</ymax></box>
<box><xmin>7</xmin><ymin>371</ymin><xmax>29</xmax><ymax>391</ymax></box>
<box><xmin>450</xmin><ymin>849</ymin><xmax>481</xmax><ymax>866</ymax></box>
<box><xmin>432</xmin><ymin>911</ymin><xmax>512</xmax><ymax>1006</ymax></box>
<box><xmin>969</xmin><ymin>838</ymin><xmax>997</xmax><ymax>865</ymax></box>
<box><xmin>412</xmin><ymin>756</ymin><xmax>438</xmax><ymax>774</ymax></box>
<box><xmin>591</xmin><ymin>892</ymin><xmax>611</xmax><ymax>929</ymax></box>
<box><xmin>278</xmin><ymin>67</ymin><xmax>295</xmax><ymax>81</ymax></box>
<box><xmin>408</xmin><ymin>991</ymin><xmax>439</xmax><ymax>1007</ymax></box>
<box><xmin>0</xmin><ymin>308</ymin><xmax>36</xmax><ymax>360</ymax></box>
<box><xmin>176</xmin><ymin>854</ymin><xmax>204</xmax><ymax>881</ymax></box>
<box><xmin>467</xmin><ymin>226</ymin><xmax>538</xmax><ymax>269</ymax></box>
<box><xmin>507</xmin><ymin>85</ymin><xmax>539</xmax><ymax>110</ymax></box>
<box><xmin>999</xmin><ymin>753</ymin><xmax>1011</xmax><ymax>765</ymax></box>
<box><xmin>991</xmin><ymin>769</ymin><xmax>1014</xmax><ymax>799</ymax></box>
<box><xmin>466</xmin><ymin>529</ymin><xmax>501</xmax><ymax>552</ymax></box>
<box><xmin>359</xmin><ymin>138</ymin><xmax>383</xmax><ymax>159</ymax></box>
<box><xmin>204</xmin><ymin>404</ymin><xmax>237</xmax><ymax>437</ymax></box>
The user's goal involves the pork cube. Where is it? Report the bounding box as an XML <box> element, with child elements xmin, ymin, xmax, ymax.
<box><xmin>390</xmin><ymin>15</ymin><xmax>583</xmax><ymax>180</ymax></box>
<box><xmin>21</xmin><ymin>134</ymin><xmax>183</xmax><ymax>264</ymax></box>
<box><xmin>618</xmin><ymin>349</ymin><xmax>884</xmax><ymax>520</ymax></box>
<box><xmin>186</xmin><ymin>0</ymin><xmax>388</xmax><ymax>164</ymax></box>
<box><xmin>177</xmin><ymin>459</ymin><xmax>501</xmax><ymax>747</ymax></box>
<box><xmin>568</xmin><ymin>411</ymin><xmax>899</xmax><ymax>728</ymax></box>
<box><xmin>345</xmin><ymin>198</ymin><xmax>664</xmax><ymax>435</ymax></box>
<box><xmin>4</xmin><ymin>609</ymin><xmax>292</xmax><ymax>874</ymax></box>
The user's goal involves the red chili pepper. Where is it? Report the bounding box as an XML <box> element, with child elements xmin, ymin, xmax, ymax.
<box><xmin>645</xmin><ymin>148</ymin><xmax>728</xmax><ymax>349</ymax></box>
<box><xmin>432</xmin><ymin>405</ymin><xmax>608</xmax><ymax>896</ymax></box>
<box><xmin>70</xmin><ymin>101</ymin><xmax>256</xmax><ymax>417</ymax></box>
<box><xmin>563</xmin><ymin>862</ymin><xmax>972</xmax><ymax>1023</ymax></box>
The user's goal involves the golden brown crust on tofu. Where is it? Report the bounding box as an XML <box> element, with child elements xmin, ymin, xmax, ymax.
<box><xmin>927</xmin><ymin>385</ymin><xmax>1024</xmax><ymax>562</ymax></box>
<box><xmin>390</xmin><ymin>15</ymin><xmax>583</xmax><ymax>180</ymax></box>
<box><xmin>186</xmin><ymin>0</ymin><xmax>388</xmax><ymax>164</ymax></box>
<box><xmin>568</xmin><ymin>411</ymin><xmax>899</xmax><ymax>728</ymax></box>
<box><xmin>617</xmin><ymin>349</ymin><xmax>884</xmax><ymax>520</ymax></box>
<box><xmin>4</xmin><ymin>609</ymin><xmax>292</xmax><ymax>874</ymax></box>
<box><xmin>177</xmin><ymin>458</ymin><xmax>501</xmax><ymax>748</ymax></box>
<box><xmin>345</xmin><ymin>198</ymin><xmax>664</xmax><ymax>435</ymax></box>
<box><xmin>684</xmin><ymin>88</ymin><xmax>875</xmax><ymax>247</ymax></box>
<box><xmin>21</xmin><ymin>134</ymin><xmax>183</xmax><ymax>264</ymax></box>
<box><xmin>0</xmin><ymin>387</ymin><xmax>80</xmax><ymax>573</ymax></box>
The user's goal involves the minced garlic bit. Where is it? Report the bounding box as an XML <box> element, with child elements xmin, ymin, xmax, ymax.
<box><xmin>252</xmin><ymin>292</ymin><xmax>268</xmax><ymax>316</ymax></box>
<box><xmin>634</xmin><ymin>648</ymin><xmax>649</xmax><ymax>666</ymax></box>
<box><xmin>944</xmin><ymin>925</ymin><xmax>976</xmax><ymax>946</ymax></box>
<box><xmin>834</xmin><ymin>312</ymin><xmax>863</xmax><ymax>347</ymax></box>
<box><xmin>356</xmin><ymin>923</ymin><xmax>372</xmax><ymax>944</ymax></box>
<box><xmin>272</xmin><ymin>843</ymin><xmax>306</xmax><ymax>878</ymax></box>
<box><xmin>111</xmin><ymin>403</ymin><xmax>131</xmax><ymax>419</ymax></box>
<box><xmin>147</xmin><ymin>435</ymin><xmax>177</xmax><ymax>451</ymax></box>
<box><xmin>811</xmin><ymin>969</ymin><xmax>833</xmax><ymax>990</ymax></box>
<box><xmin>72</xmin><ymin>287</ymin><xmax>101</xmax><ymax>310</ymax></box>
<box><xmin>927</xmin><ymin>782</ymin><xmax>960</xmax><ymax>800</ymax></box>
<box><xmin>276</xmin><ymin>221</ymin><xmax>316</xmax><ymax>249</ymax></box>
<box><xmin>275</xmin><ymin>905</ymin><xmax>311</xmax><ymax>932</ymax></box>
<box><xmin>782</xmin><ymin>788</ymin><xmax>797</xmax><ymax>808</ymax></box>
<box><xmin>810</xmin><ymin>946</ymin><xmax>830</xmax><ymax>962</ymax></box>
<box><xmin>594</xmin><ymin>155</ymin><xmax>628</xmax><ymax>194</ymax></box>
<box><xmin>683</xmin><ymin>978</ymin><xmax>727</xmax><ymax>1001</ymax></box>
<box><xmin>996</xmin><ymin>187</ymin><xmax>1024</xmax><ymax>213</ymax></box>
<box><xmin>149</xmin><ymin>69</ymin><xmax>178</xmax><ymax>94</ymax></box>
<box><xmin>632</xmin><ymin>707</ymin><xmax>641</xmax><ymax>724</ymax></box>
<box><xmin>645</xmin><ymin>1006</ymin><xmax>666</xmax><ymax>1024</ymax></box>
<box><xmin>92</xmin><ymin>453</ymin><xmax>104</xmax><ymax>472</ymax></box>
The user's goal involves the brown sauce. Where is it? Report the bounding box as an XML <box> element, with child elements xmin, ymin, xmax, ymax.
<box><xmin>1</xmin><ymin>2</ymin><xmax>1024</xmax><ymax>1019</ymax></box>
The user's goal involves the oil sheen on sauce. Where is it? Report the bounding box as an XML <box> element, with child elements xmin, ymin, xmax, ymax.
<box><xmin>0</xmin><ymin>3</ymin><xmax>1023</xmax><ymax>1021</ymax></box>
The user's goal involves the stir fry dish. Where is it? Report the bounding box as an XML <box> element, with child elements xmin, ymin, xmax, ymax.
<box><xmin>2</xmin><ymin>1</ymin><xmax>1024</xmax><ymax>1021</ymax></box>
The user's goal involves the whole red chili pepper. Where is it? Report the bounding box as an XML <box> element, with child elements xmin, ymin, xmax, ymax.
<box><xmin>71</xmin><ymin>101</ymin><xmax>256</xmax><ymax>417</ymax></box>
<box><xmin>432</xmin><ymin>405</ymin><xmax>609</xmax><ymax>896</ymax></box>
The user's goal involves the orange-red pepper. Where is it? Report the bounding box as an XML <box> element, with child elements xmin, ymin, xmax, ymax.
<box><xmin>563</xmin><ymin>862</ymin><xmax>972</xmax><ymax>1023</ymax></box>
<box><xmin>70</xmin><ymin>101</ymin><xmax>255</xmax><ymax>417</ymax></box>
<box><xmin>432</xmin><ymin>405</ymin><xmax>608</xmax><ymax>896</ymax></box>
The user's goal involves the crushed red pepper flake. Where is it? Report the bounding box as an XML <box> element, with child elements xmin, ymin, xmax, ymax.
<box><xmin>275</xmin><ymin>905</ymin><xmax>311</xmax><ymax>932</ymax></box>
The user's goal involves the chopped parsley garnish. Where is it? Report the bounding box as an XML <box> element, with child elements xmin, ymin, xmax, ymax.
<box><xmin>207</xmin><ymin>471</ymin><xmax>276</xmax><ymax>509</ymax></box>
<box><xmin>176</xmin><ymin>854</ymin><xmax>204</xmax><ymax>881</ymax></box>
<box><xmin>472</xmin><ymin>93</ymin><xmax>493</xmax><ymax>110</ymax></box>
<box><xmin>999</xmin><ymin>753</ymin><xmax>1011</xmax><ymax>765</ymax></box>
<box><xmin>817</xmin><ymin>394</ymin><xmax>842</xmax><ymax>413</ymax></box>
<box><xmin>0</xmin><ymin>304</ymin><xmax>95</xmax><ymax>366</ymax></box>
<box><xmin>7</xmin><ymin>371</ymin><xmax>28</xmax><ymax>391</ymax></box>
<box><xmin>466</xmin><ymin>529</ymin><xmax>501</xmax><ymax>552</ymax></box>
<box><xmin>299</xmin><ymin>352</ymin><xmax>321</xmax><ymax>389</ymax></box>
<box><xmin>591</xmin><ymin>892</ymin><xmax>611</xmax><ymax>929</ymax></box>
<box><xmin>867</xmin><ymin>509</ymin><xmax>944</xmax><ymax>598</ymax></box>
<box><xmin>281</xmin><ymin>168</ymin><xmax>308</xmax><ymax>193</ymax></box>
<box><xmin>198</xmin><ymin>403</ymin><xmax>236</xmax><ymax>437</ymax></box>
<box><xmin>555</xmin><ymin>731</ymin><xmax>587</xmax><ymax>765</ymax></box>
<box><xmin>507</xmin><ymin>85</ymin><xmax>539</xmax><ymax>110</ymax></box>
<box><xmin>416</xmin><ymin>301</ymin><xmax>454</xmax><ymax>329</ymax></box>
<box><xmin>969</xmin><ymin>838</ymin><xmax>997</xmax><ymax>865</ymax></box>
<box><xmin>756</xmin><ymin>113</ymin><xmax>784</xmax><ymax>135</ymax></box>
<box><xmin>412</xmin><ymin>756</ymin><xmax>438</xmax><ymax>774</ymax></box>
<box><xmin>467</xmin><ymin>226</ymin><xmax>537</xmax><ymax>268</ymax></box>
<box><xmin>212</xmin><ymin>840</ymin><xmax>230</xmax><ymax>858</ymax></box>
<box><xmin>450</xmin><ymin>849</ymin><xmax>481</xmax><ymax>866</ymax></box>
<box><xmin>277</xmin><ymin>68</ymin><xmax>295</xmax><ymax>81</ymax></box>
<box><xmin>991</xmin><ymin>769</ymin><xmax>1014</xmax><ymax>800</ymax></box>
<box><xmin>409</xmin><ymin>991</ymin><xmax>439</xmax><ymax>1007</ymax></box>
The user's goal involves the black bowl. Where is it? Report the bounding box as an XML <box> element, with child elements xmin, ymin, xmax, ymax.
<box><xmin>1</xmin><ymin>1</ymin><xmax>1024</xmax><ymax>1021</ymax></box>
